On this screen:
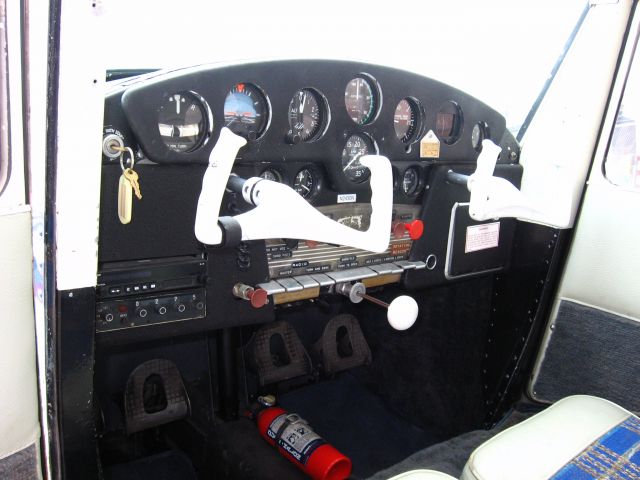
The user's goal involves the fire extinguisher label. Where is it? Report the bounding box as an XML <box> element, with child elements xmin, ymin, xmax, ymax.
<box><xmin>268</xmin><ymin>413</ymin><xmax>327</xmax><ymax>465</ymax></box>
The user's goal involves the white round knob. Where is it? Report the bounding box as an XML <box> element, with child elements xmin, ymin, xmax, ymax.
<box><xmin>387</xmin><ymin>295</ymin><xmax>419</xmax><ymax>330</ymax></box>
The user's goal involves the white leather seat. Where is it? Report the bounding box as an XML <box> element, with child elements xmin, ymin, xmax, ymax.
<box><xmin>389</xmin><ymin>470</ymin><xmax>457</xmax><ymax>480</ymax></box>
<box><xmin>462</xmin><ymin>395</ymin><xmax>640</xmax><ymax>480</ymax></box>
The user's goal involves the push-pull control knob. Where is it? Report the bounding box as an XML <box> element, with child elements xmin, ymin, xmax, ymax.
<box><xmin>233</xmin><ymin>283</ymin><xmax>269</xmax><ymax>308</ymax></box>
<box><xmin>336</xmin><ymin>282</ymin><xmax>418</xmax><ymax>331</ymax></box>
<box><xmin>392</xmin><ymin>219</ymin><xmax>424</xmax><ymax>240</ymax></box>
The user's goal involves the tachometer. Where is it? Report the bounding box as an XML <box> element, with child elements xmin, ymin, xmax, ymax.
<box><xmin>341</xmin><ymin>133</ymin><xmax>377</xmax><ymax>183</ymax></box>
<box><xmin>394</xmin><ymin>97</ymin><xmax>422</xmax><ymax>144</ymax></box>
<box><xmin>157</xmin><ymin>92</ymin><xmax>210</xmax><ymax>152</ymax></box>
<box><xmin>223</xmin><ymin>83</ymin><xmax>269</xmax><ymax>140</ymax></box>
<box><xmin>288</xmin><ymin>88</ymin><xmax>327</xmax><ymax>143</ymax></box>
<box><xmin>344</xmin><ymin>76</ymin><xmax>378</xmax><ymax>125</ymax></box>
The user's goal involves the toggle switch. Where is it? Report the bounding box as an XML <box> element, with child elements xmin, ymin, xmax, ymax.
<box><xmin>233</xmin><ymin>283</ymin><xmax>269</xmax><ymax>308</ymax></box>
<box><xmin>336</xmin><ymin>282</ymin><xmax>418</xmax><ymax>330</ymax></box>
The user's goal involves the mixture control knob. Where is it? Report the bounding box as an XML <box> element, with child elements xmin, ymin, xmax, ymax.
<box><xmin>232</xmin><ymin>283</ymin><xmax>269</xmax><ymax>308</ymax></box>
<box><xmin>393</xmin><ymin>219</ymin><xmax>424</xmax><ymax>240</ymax></box>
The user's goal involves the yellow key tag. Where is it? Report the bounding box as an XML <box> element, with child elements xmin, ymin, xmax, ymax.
<box><xmin>118</xmin><ymin>173</ymin><xmax>133</xmax><ymax>224</ymax></box>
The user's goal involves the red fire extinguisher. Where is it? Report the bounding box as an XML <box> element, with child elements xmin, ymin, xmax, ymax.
<box><xmin>257</xmin><ymin>405</ymin><xmax>352</xmax><ymax>480</ymax></box>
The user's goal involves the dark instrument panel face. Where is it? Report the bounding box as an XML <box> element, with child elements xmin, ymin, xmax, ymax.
<box><xmin>112</xmin><ymin>60</ymin><xmax>509</xmax><ymax>169</ymax></box>
<box><xmin>101</xmin><ymin>60</ymin><xmax>517</xmax><ymax>263</ymax></box>
<box><xmin>99</xmin><ymin>60</ymin><xmax>520</xmax><ymax>337</ymax></box>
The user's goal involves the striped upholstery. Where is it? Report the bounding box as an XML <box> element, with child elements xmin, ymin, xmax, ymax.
<box><xmin>462</xmin><ymin>396</ymin><xmax>639</xmax><ymax>480</ymax></box>
<box><xmin>551</xmin><ymin>416</ymin><xmax>640</xmax><ymax>480</ymax></box>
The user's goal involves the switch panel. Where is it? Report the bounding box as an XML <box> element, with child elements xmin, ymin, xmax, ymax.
<box><xmin>96</xmin><ymin>288</ymin><xmax>206</xmax><ymax>332</ymax></box>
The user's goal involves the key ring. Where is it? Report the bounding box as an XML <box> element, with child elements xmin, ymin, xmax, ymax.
<box><xmin>119</xmin><ymin>147</ymin><xmax>136</xmax><ymax>172</ymax></box>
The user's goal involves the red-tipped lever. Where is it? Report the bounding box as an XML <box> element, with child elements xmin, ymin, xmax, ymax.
<box><xmin>392</xmin><ymin>219</ymin><xmax>424</xmax><ymax>240</ymax></box>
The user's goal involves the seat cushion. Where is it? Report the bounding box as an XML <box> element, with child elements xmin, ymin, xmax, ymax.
<box><xmin>462</xmin><ymin>395</ymin><xmax>639</xmax><ymax>480</ymax></box>
<box><xmin>388</xmin><ymin>470</ymin><xmax>457</xmax><ymax>480</ymax></box>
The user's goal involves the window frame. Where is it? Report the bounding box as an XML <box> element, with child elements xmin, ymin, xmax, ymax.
<box><xmin>602</xmin><ymin>16</ymin><xmax>640</xmax><ymax>191</ymax></box>
<box><xmin>0</xmin><ymin>0</ymin><xmax>10</xmax><ymax>197</ymax></box>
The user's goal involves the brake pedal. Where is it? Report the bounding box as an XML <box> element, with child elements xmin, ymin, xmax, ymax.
<box><xmin>124</xmin><ymin>359</ymin><xmax>189</xmax><ymax>434</ymax></box>
<box><xmin>249</xmin><ymin>321</ymin><xmax>313</xmax><ymax>386</ymax></box>
<box><xmin>314</xmin><ymin>314</ymin><xmax>372</xmax><ymax>375</ymax></box>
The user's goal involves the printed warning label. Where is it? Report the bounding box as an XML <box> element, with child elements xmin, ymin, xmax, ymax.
<box><xmin>465</xmin><ymin>222</ymin><xmax>500</xmax><ymax>253</ymax></box>
<box><xmin>268</xmin><ymin>413</ymin><xmax>326</xmax><ymax>465</ymax></box>
<box><xmin>420</xmin><ymin>130</ymin><xmax>440</xmax><ymax>158</ymax></box>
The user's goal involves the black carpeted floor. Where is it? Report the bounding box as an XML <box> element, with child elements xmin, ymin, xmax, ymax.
<box><xmin>278</xmin><ymin>372</ymin><xmax>442</xmax><ymax>479</ymax></box>
<box><xmin>105</xmin><ymin>450</ymin><xmax>197</xmax><ymax>480</ymax></box>
<box><xmin>367</xmin><ymin>409</ymin><xmax>533</xmax><ymax>479</ymax></box>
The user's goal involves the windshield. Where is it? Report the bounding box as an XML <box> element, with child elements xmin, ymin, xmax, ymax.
<box><xmin>104</xmin><ymin>0</ymin><xmax>586</xmax><ymax>134</ymax></box>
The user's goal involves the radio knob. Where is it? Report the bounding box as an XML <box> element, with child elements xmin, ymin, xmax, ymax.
<box><xmin>135</xmin><ymin>307</ymin><xmax>148</xmax><ymax>318</ymax></box>
<box><xmin>155</xmin><ymin>305</ymin><xmax>167</xmax><ymax>315</ymax></box>
<box><xmin>175</xmin><ymin>303</ymin><xmax>187</xmax><ymax>313</ymax></box>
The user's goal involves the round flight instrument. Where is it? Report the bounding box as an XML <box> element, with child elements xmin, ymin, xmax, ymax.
<box><xmin>344</xmin><ymin>76</ymin><xmax>378</xmax><ymax>125</ymax></box>
<box><xmin>288</xmin><ymin>89</ymin><xmax>326</xmax><ymax>142</ymax></box>
<box><xmin>293</xmin><ymin>168</ymin><xmax>316</xmax><ymax>199</ymax></box>
<box><xmin>394</xmin><ymin>97</ymin><xmax>422</xmax><ymax>143</ymax></box>
<box><xmin>402</xmin><ymin>167</ymin><xmax>421</xmax><ymax>196</ymax></box>
<box><xmin>223</xmin><ymin>83</ymin><xmax>269</xmax><ymax>139</ymax></box>
<box><xmin>436</xmin><ymin>101</ymin><xmax>463</xmax><ymax>145</ymax></box>
<box><xmin>471</xmin><ymin>121</ymin><xmax>490</xmax><ymax>151</ymax></box>
<box><xmin>341</xmin><ymin>133</ymin><xmax>376</xmax><ymax>183</ymax></box>
<box><xmin>157</xmin><ymin>92</ymin><xmax>209</xmax><ymax>152</ymax></box>
<box><xmin>260</xmin><ymin>168</ymin><xmax>283</xmax><ymax>183</ymax></box>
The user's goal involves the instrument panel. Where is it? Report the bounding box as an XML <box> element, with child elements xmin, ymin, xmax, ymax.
<box><xmin>98</xmin><ymin>60</ymin><xmax>521</xmax><ymax>336</ymax></box>
<box><xmin>105</xmin><ymin>60</ymin><xmax>514</xmax><ymax>210</ymax></box>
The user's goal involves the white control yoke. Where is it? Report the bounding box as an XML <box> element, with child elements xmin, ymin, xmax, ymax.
<box><xmin>194</xmin><ymin>128</ymin><xmax>248</xmax><ymax>245</ymax></box>
<box><xmin>467</xmin><ymin>139</ymin><xmax>557</xmax><ymax>225</ymax></box>
<box><xmin>195</xmin><ymin>127</ymin><xmax>393</xmax><ymax>253</ymax></box>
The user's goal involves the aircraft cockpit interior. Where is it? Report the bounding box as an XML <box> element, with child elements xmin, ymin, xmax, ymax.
<box><xmin>0</xmin><ymin>1</ymin><xmax>639</xmax><ymax>480</ymax></box>
<box><xmin>89</xmin><ymin>57</ymin><xmax>531</xmax><ymax>476</ymax></box>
